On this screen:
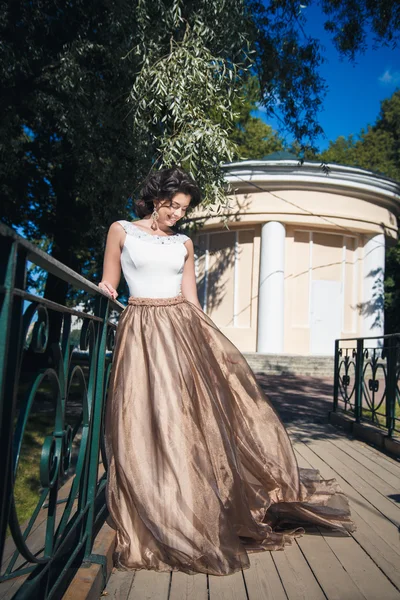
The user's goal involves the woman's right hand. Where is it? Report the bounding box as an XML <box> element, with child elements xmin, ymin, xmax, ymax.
<box><xmin>98</xmin><ymin>280</ymin><xmax>118</xmax><ymax>300</ymax></box>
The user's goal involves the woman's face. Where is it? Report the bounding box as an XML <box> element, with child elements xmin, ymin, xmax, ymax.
<box><xmin>155</xmin><ymin>193</ymin><xmax>191</xmax><ymax>226</ymax></box>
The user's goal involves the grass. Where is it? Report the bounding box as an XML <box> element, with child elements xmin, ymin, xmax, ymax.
<box><xmin>6</xmin><ymin>375</ymin><xmax>85</xmax><ymax>540</ymax></box>
<box><xmin>14</xmin><ymin>415</ymin><xmax>55</xmax><ymax>519</ymax></box>
<box><xmin>361</xmin><ymin>402</ymin><xmax>400</xmax><ymax>437</ymax></box>
<box><xmin>6</xmin><ymin>413</ymin><xmax>55</xmax><ymax>539</ymax></box>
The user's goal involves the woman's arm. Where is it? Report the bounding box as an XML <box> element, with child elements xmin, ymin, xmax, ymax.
<box><xmin>98</xmin><ymin>222</ymin><xmax>124</xmax><ymax>299</ymax></box>
<box><xmin>181</xmin><ymin>239</ymin><xmax>203</xmax><ymax>310</ymax></box>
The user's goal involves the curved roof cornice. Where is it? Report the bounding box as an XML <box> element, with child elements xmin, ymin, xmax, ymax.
<box><xmin>222</xmin><ymin>160</ymin><xmax>400</xmax><ymax>215</ymax></box>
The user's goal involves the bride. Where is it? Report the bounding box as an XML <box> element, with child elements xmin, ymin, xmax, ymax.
<box><xmin>99</xmin><ymin>165</ymin><xmax>355</xmax><ymax>576</ymax></box>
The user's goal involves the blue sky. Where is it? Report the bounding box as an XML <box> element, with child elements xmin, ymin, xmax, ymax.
<box><xmin>255</xmin><ymin>3</ymin><xmax>400</xmax><ymax>151</ymax></box>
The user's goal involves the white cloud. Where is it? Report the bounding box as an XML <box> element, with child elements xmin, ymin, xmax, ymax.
<box><xmin>255</xmin><ymin>102</ymin><xmax>267</xmax><ymax>113</ymax></box>
<box><xmin>378</xmin><ymin>68</ymin><xmax>400</xmax><ymax>85</ymax></box>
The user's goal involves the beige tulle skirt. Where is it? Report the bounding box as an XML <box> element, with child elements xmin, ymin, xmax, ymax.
<box><xmin>104</xmin><ymin>294</ymin><xmax>355</xmax><ymax>576</ymax></box>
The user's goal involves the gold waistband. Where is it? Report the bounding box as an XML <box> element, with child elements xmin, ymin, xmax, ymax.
<box><xmin>128</xmin><ymin>294</ymin><xmax>186</xmax><ymax>306</ymax></box>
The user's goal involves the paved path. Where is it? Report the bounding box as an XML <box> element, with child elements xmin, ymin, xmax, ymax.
<box><xmin>103</xmin><ymin>374</ymin><xmax>400</xmax><ymax>600</ymax></box>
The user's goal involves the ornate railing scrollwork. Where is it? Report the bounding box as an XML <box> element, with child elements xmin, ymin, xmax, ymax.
<box><xmin>333</xmin><ymin>333</ymin><xmax>400</xmax><ymax>437</ymax></box>
<box><xmin>0</xmin><ymin>223</ymin><xmax>125</xmax><ymax>598</ymax></box>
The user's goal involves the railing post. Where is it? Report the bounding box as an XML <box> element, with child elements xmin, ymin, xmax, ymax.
<box><xmin>386</xmin><ymin>339</ymin><xmax>397</xmax><ymax>437</ymax></box>
<box><xmin>84</xmin><ymin>294</ymin><xmax>110</xmax><ymax>558</ymax></box>
<box><xmin>0</xmin><ymin>238</ymin><xmax>27</xmax><ymax>566</ymax></box>
<box><xmin>354</xmin><ymin>338</ymin><xmax>364</xmax><ymax>423</ymax></box>
<box><xmin>333</xmin><ymin>339</ymin><xmax>340</xmax><ymax>412</ymax></box>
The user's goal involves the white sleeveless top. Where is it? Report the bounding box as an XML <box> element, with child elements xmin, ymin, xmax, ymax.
<box><xmin>117</xmin><ymin>220</ymin><xmax>190</xmax><ymax>298</ymax></box>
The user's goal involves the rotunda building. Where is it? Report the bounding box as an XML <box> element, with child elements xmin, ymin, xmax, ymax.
<box><xmin>189</xmin><ymin>153</ymin><xmax>400</xmax><ymax>355</ymax></box>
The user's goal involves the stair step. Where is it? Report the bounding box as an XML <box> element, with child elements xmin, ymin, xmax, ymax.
<box><xmin>243</xmin><ymin>353</ymin><xmax>334</xmax><ymax>377</ymax></box>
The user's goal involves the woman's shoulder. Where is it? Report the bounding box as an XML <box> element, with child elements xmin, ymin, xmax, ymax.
<box><xmin>111</xmin><ymin>219</ymin><xmax>129</xmax><ymax>226</ymax></box>
<box><xmin>108</xmin><ymin>220</ymin><xmax>127</xmax><ymax>232</ymax></box>
<box><xmin>113</xmin><ymin>219</ymin><xmax>140</xmax><ymax>232</ymax></box>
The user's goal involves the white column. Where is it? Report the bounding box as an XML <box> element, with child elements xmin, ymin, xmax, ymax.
<box><xmin>257</xmin><ymin>221</ymin><xmax>285</xmax><ymax>353</ymax></box>
<box><xmin>361</xmin><ymin>233</ymin><xmax>385</xmax><ymax>341</ymax></box>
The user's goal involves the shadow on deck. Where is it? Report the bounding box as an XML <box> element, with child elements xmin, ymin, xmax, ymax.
<box><xmin>103</xmin><ymin>373</ymin><xmax>400</xmax><ymax>600</ymax></box>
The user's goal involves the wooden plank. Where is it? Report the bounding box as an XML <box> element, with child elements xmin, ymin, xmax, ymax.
<box><xmin>337</xmin><ymin>437</ymin><xmax>400</xmax><ymax>478</ymax></box>
<box><xmin>271</xmin><ymin>542</ymin><xmax>325</xmax><ymax>600</ymax></box>
<box><xmin>7</xmin><ymin>500</ymin><xmax>79</xmax><ymax>572</ymax></box>
<box><xmin>296</xmin><ymin>528</ymin><xmax>365</xmax><ymax>600</ymax></box>
<box><xmin>1</xmin><ymin>475</ymin><xmax>78</xmax><ymax>567</ymax></box>
<box><xmin>102</xmin><ymin>571</ymin><xmax>135</xmax><ymax>599</ymax></box>
<box><xmin>63</xmin><ymin>562</ymin><xmax>103</xmax><ymax>600</ymax></box>
<box><xmin>1</xmin><ymin>488</ymin><xmax>80</xmax><ymax>599</ymax></box>
<box><xmin>208</xmin><ymin>568</ymin><xmax>247</xmax><ymax>600</ymax></box>
<box><xmin>304</xmin><ymin>438</ymin><xmax>400</xmax><ymax>528</ymax></box>
<box><xmin>296</xmin><ymin>440</ymin><xmax>400</xmax><ymax>549</ymax></box>
<box><xmin>336</xmin><ymin>511</ymin><xmax>400</xmax><ymax>591</ymax></box>
<box><xmin>243</xmin><ymin>551</ymin><xmax>288</xmax><ymax>600</ymax></box>
<box><xmin>127</xmin><ymin>569</ymin><xmax>170</xmax><ymax>600</ymax></box>
<box><xmin>322</xmin><ymin>531</ymin><xmax>400</xmax><ymax>600</ymax></box>
<box><xmin>293</xmin><ymin>447</ymin><xmax>314</xmax><ymax>470</ymax></box>
<box><xmin>1</xmin><ymin>448</ymin><xmax>101</xmax><ymax>570</ymax></box>
<box><xmin>169</xmin><ymin>571</ymin><xmax>208</xmax><ymax>600</ymax></box>
<box><xmin>329</xmin><ymin>437</ymin><xmax>400</xmax><ymax>488</ymax></box>
<box><xmin>0</xmin><ymin>574</ymin><xmax>29</xmax><ymax>600</ymax></box>
<box><xmin>295</xmin><ymin>442</ymin><xmax>400</xmax><ymax>590</ymax></box>
<box><xmin>324</xmin><ymin>439</ymin><xmax>400</xmax><ymax>501</ymax></box>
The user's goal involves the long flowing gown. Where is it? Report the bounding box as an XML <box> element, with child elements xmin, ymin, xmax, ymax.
<box><xmin>104</xmin><ymin>220</ymin><xmax>355</xmax><ymax>576</ymax></box>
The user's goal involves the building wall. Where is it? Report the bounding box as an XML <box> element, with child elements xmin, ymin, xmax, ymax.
<box><xmin>284</xmin><ymin>228</ymin><xmax>362</xmax><ymax>354</ymax></box>
<box><xmin>194</xmin><ymin>189</ymin><xmax>398</xmax><ymax>239</ymax></box>
<box><xmin>192</xmin><ymin>184</ymin><xmax>398</xmax><ymax>355</ymax></box>
<box><xmin>194</xmin><ymin>225</ymin><xmax>366</xmax><ymax>354</ymax></box>
<box><xmin>193</xmin><ymin>228</ymin><xmax>260</xmax><ymax>351</ymax></box>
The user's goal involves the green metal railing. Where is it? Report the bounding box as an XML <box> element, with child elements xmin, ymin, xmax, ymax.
<box><xmin>333</xmin><ymin>333</ymin><xmax>400</xmax><ymax>437</ymax></box>
<box><xmin>0</xmin><ymin>223</ymin><xmax>124</xmax><ymax>599</ymax></box>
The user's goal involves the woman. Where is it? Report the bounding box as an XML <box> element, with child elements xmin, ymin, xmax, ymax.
<box><xmin>100</xmin><ymin>166</ymin><xmax>355</xmax><ymax>576</ymax></box>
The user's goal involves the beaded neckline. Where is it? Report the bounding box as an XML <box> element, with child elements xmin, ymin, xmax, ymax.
<box><xmin>129</xmin><ymin>221</ymin><xmax>178</xmax><ymax>238</ymax></box>
<box><xmin>118</xmin><ymin>220</ymin><xmax>189</xmax><ymax>246</ymax></box>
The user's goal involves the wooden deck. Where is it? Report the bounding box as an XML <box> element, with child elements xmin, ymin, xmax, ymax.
<box><xmin>103</xmin><ymin>375</ymin><xmax>400</xmax><ymax>600</ymax></box>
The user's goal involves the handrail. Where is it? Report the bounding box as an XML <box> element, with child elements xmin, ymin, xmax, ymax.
<box><xmin>0</xmin><ymin>222</ymin><xmax>124</xmax><ymax>307</ymax></box>
<box><xmin>335</xmin><ymin>333</ymin><xmax>400</xmax><ymax>342</ymax></box>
